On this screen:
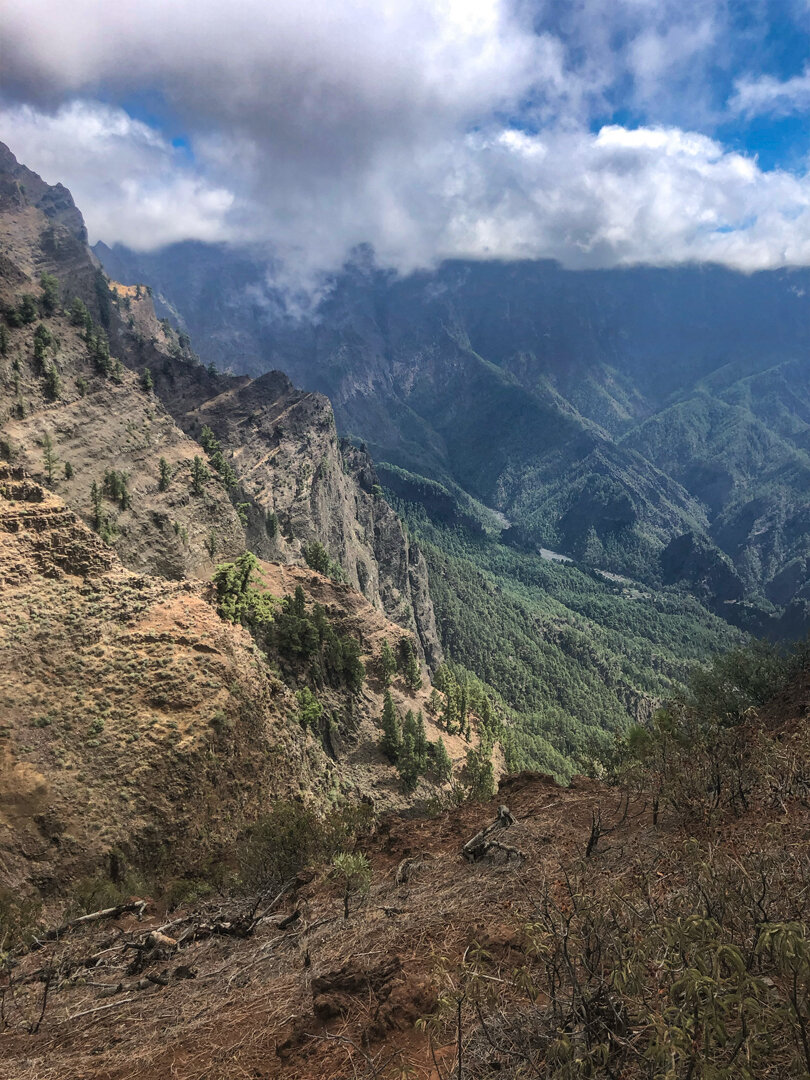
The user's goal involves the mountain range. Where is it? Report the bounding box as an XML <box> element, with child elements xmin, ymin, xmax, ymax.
<box><xmin>96</xmin><ymin>241</ymin><xmax>810</xmax><ymax>636</ymax></box>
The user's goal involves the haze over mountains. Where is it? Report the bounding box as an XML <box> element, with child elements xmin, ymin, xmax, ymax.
<box><xmin>96</xmin><ymin>240</ymin><xmax>810</xmax><ymax>636</ymax></box>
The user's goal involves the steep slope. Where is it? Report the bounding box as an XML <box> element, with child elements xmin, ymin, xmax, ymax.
<box><xmin>0</xmin><ymin>141</ymin><xmax>442</xmax><ymax>659</ymax></box>
<box><xmin>0</xmin><ymin>465</ymin><xmax>466</xmax><ymax>896</ymax></box>
<box><xmin>5</xmin><ymin>655</ymin><xmax>810</xmax><ymax>1080</ymax></box>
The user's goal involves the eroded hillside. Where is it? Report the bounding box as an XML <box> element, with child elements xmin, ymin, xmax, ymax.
<box><xmin>0</xmin><ymin>465</ymin><xmax>469</xmax><ymax>897</ymax></box>
<box><xmin>4</xmin><ymin>665</ymin><xmax>810</xmax><ymax>1080</ymax></box>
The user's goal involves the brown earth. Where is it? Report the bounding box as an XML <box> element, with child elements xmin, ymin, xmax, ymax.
<box><xmin>5</xmin><ymin>751</ymin><xmax>809</xmax><ymax>1080</ymax></box>
<box><xmin>0</xmin><ymin>772</ymin><xmax>607</xmax><ymax>1080</ymax></box>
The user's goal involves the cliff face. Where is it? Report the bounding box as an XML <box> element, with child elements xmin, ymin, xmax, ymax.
<box><xmin>0</xmin><ymin>143</ymin><xmax>455</xmax><ymax>895</ymax></box>
<box><xmin>0</xmin><ymin>141</ymin><xmax>441</xmax><ymax>663</ymax></box>
<box><xmin>178</xmin><ymin>372</ymin><xmax>441</xmax><ymax>664</ymax></box>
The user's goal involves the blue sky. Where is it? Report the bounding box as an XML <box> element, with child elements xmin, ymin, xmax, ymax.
<box><xmin>2</xmin><ymin>0</ymin><xmax>810</xmax><ymax>282</ymax></box>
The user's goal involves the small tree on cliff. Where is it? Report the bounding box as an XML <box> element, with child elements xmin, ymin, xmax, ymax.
<box><xmin>380</xmin><ymin>690</ymin><xmax>401</xmax><ymax>762</ymax></box>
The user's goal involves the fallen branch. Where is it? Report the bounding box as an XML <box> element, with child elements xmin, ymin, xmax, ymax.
<box><xmin>23</xmin><ymin>902</ymin><xmax>147</xmax><ymax>954</ymax></box>
<box><xmin>68</xmin><ymin>995</ymin><xmax>137</xmax><ymax>1022</ymax></box>
<box><xmin>462</xmin><ymin>806</ymin><xmax>517</xmax><ymax>862</ymax></box>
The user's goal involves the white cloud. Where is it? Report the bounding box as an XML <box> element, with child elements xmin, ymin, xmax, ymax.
<box><xmin>3</xmin><ymin>0</ymin><xmax>810</xmax><ymax>277</ymax></box>
<box><xmin>0</xmin><ymin>101</ymin><xmax>234</xmax><ymax>248</ymax></box>
<box><xmin>731</xmin><ymin>66</ymin><xmax>810</xmax><ymax>118</ymax></box>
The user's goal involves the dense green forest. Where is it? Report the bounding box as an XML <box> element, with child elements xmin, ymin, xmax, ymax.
<box><xmin>389</xmin><ymin>497</ymin><xmax>743</xmax><ymax>779</ymax></box>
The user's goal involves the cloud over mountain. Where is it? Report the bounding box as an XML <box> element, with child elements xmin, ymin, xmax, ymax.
<box><xmin>2</xmin><ymin>0</ymin><xmax>810</xmax><ymax>278</ymax></box>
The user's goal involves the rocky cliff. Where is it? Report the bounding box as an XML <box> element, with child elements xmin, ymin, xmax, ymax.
<box><xmin>0</xmin><ymin>141</ymin><xmax>441</xmax><ymax>663</ymax></box>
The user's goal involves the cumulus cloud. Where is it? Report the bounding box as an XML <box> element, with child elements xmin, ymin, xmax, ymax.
<box><xmin>2</xmin><ymin>0</ymin><xmax>810</xmax><ymax>277</ymax></box>
<box><xmin>0</xmin><ymin>101</ymin><xmax>234</xmax><ymax>249</ymax></box>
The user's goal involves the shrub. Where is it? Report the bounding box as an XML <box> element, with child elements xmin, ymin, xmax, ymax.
<box><xmin>331</xmin><ymin>852</ymin><xmax>371</xmax><ymax>919</ymax></box>
<box><xmin>295</xmin><ymin>686</ymin><xmax>323</xmax><ymax>728</ymax></box>
<box><xmin>237</xmin><ymin>800</ymin><xmax>370</xmax><ymax>894</ymax></box>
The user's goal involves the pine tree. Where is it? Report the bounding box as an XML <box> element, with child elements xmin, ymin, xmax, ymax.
<box><xmin>399</xmin><ymin>638</ymin><xmax>422</xmax><ymax>692</ymax></box>
<box><xmin>582</xmin><ymin>525</ymin><xmax>605</xmax><ymax>565</ymax></box>
<box><xmin>462</xmin><ymin>747</ymin><xmax>495</xmax><ymax>801</ymax></box>
<box><xmin>303</xmin><ymin>540</ymin><xmax>331</xmax><ymax>575</ymax></box>
<box><xmin>69</xmin><ymin>297</ymin><xmax>90</xmax><ymax>327</ymax></box>
<box><xmin>398</xmin><ymin>709</ymin><xmax>429</xmax><ymax>791</ymax></box>
<box><xmin>39</xmin><ymin>273</ymin><xmax>59</xmax><ymax>315</ymax></box>
<box><xmin>141</xmin><ymin>367</ymin><xmax>153</xmax><ymax>392</ymax></box>
<box><xmin>292</xmin><ymin>584</ymin><xmax>307</xmax><ymax>618</ymax></box>
<box><xmin>18</xmin><ymin>295</ymin><xmax>38</xmax><ymax>324</ymax></box>
<box><xmin>92</xmin><ymin>331</ymin><xmax>111</xmax><ymax>376</ymax></box>
<box><xmin>432</xmin><ymin>737</ymin><xmax>452</xmax><ymax>783</ymax></box>
<box><xmin>33</xmin><ymin>323</ymin><xmax>52</xmax><ymax>370</ymax></box>
<box><xmin>380</xmin><ymin>690</ymin><xmax>401</xmax><ymax>762</ymax></box>
<box><xmin>481</xmin><ymin>695</ymin><xmax>494</xmax><ymax>732</ymax></box>
<box><xmin>414</xmin><ymin>710</ymin><xmax>429</xmax><ymax>772</ymax></box>
<box><xmin>44</xmin><ymin>363</ymin><xmax>60</xmax><ymax>400</ymax></box>
<box><xmin>459</xmin><ymin>684</ymin><xmax>469</xmax><ymax>732</ymax></box>
<box><xmin>398</xmin><ymin>729</ymin><xmax>420</xmax><ymax>792</ymax></box>
<box><xmin>190</xmin><ymin>455</ymin><xmax>209</xmax><ymax>495</ymax></box>
<box><xmin>0</xmin><ymin>323</ymin><xmax>7</xmax><ymax>355</ymax></box>
<box><xmin>428</xmin><ymin>688</ymin><xmax>442</xmax><ymax>715</ymax></box>
<box><xmin>480</xmin><ymin>696</ymin><xmax>499</xmax><ymax>748</ymax></box>
<box><xmin>42</xmin><ymin>432</ymin><xmax>58</xmax><ymax>484</ymax></box>
<box><xmin>90</xmin><ymin>481</ymin><xmax>103</xmax><ymax>529</ymax></box>
<box><xmin>158</xmin><ymin>457</ymin><xmax>172</xmax><ymax>492</ymax></box>
<box><xmin>440</xmin><ymin>687</ymin><xmax>456</xmax><ymax>733</ymax></box>
<box><xmin>380</xmin><ymin>638</ymin><xmax>397</xmax><ymax>687</ymax></box>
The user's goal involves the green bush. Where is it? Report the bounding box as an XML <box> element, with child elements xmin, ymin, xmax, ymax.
<box><xmin>236</xmin><ymin>800</ymin><xmax>371</xmax><ymax>894</ymax></box>
<box><xmin>295</xmin><ymin>686</ymin><xmax>323</xmax><ymax>728</ymax></box>
<box><xmin>212</xmin><ymin>551</ymin><xmax>274</xmax><ymax>625</ymax></box>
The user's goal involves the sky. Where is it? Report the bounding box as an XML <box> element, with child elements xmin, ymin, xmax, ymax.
<box><xmin>2</xmin><ymin>0</ymin><xmax>810</xmax><ymax>283</ymax></box>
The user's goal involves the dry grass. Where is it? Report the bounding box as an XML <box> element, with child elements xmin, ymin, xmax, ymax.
<box><xmin>0</xmin><ymin>772</ymin><xmax>609</xmax><ymax>1080</ymax></box>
